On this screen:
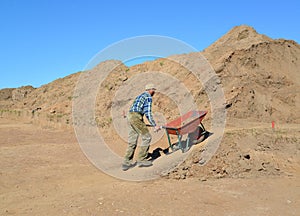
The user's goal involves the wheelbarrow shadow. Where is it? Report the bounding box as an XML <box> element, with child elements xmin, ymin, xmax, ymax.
<box><xmin>149</xmin><ymin>130</ymin><xmax>213</xmax><ymax>161</ymax></box>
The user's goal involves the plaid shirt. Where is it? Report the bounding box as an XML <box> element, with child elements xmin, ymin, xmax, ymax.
<box><xmin>129</xmin><ymin>91</ymin><xmax>156</xmax><ymax>126</ymax></box>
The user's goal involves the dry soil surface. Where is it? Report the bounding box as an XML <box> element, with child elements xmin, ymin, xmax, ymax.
<box><xmin>1</xmin><ymin>118</ymin><xmax>299</xmax><ymax>216</ymax></box>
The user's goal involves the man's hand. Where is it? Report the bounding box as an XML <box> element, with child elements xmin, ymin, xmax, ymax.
<box><xmin>153</xmin><ymin>125</ymin><xmax>161</xmax><ymax>132</ymax></box>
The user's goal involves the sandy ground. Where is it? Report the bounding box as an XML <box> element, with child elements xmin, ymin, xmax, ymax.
<box><xmin>1</xmin><ymin>118</ymin><xmax>299</xmax><ymax>216</ymax></box>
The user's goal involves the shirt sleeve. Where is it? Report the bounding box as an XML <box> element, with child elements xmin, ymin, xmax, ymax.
<box><xmin>144</xmin><ymin>96</ymin><xmax>156</xmax><ymax>126</ymax></box>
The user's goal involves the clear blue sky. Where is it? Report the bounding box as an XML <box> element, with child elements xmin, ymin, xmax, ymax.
<box><xmin>1</xmin><ymin>0</ymin><xmax>299</xmax><ymax>89</ymax></box>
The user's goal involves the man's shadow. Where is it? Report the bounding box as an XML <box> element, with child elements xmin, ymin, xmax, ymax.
<box><xmin>149</xmin><ymin>127</ymin><xmax>213</xmax><ymax>161</ymax></box>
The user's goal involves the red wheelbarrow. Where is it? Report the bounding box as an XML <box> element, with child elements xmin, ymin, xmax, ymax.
<box><xmin>162</xmin><ymin>110</ymin><xmax>208</xmax><ymax>153</ymax></box>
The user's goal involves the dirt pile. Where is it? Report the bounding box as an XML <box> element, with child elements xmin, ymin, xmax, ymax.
<box><xmin>168</xmin><ymin>124</ymin><xmax>299</xmax><ymax>180</ymax></box>
<box><xmin>203</xmin><ymin>25</ymin><xmax>300</xmax><ymax>124</ymax></box>
<box><xmin>203</xmin><ymin>25</ymin><xmax>272</xmax><ymax>62</ymax></box>
<box><xmin>0</xmin><ymin>25</ymin><xmax>299</xmax><ymax>179</ymax></box>
<box><xmin>0</xmin><ymin>72</ymin><xmax>80</xmax><ymax>127</ymax></box>
<box><xmin>168</xmin><ymin>25</ymin><xmax>300</xmax><ymax>179</ymax></box>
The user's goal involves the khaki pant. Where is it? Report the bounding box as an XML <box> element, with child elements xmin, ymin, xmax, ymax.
<box><xmin>123</xmin><ymin>112</ymin><xmax>152</xmax><ymax>163</ymax></box>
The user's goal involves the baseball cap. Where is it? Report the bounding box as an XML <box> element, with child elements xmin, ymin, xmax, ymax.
<box><xmin>145</xmin><ymin>83</ymin><xmax>156</xmax><ymax>90</ymax></box>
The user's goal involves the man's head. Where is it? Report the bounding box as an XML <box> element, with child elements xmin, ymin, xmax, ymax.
<box><xmin>145</xmin><ymin>83</ymin><xmax>156</xmax><ymax>96</ymax></box>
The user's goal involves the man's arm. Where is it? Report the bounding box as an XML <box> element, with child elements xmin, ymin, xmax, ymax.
<box><xmin>144</xmin><ymin>97</ymin><xmax>156</xmax><ymax>126</ymax></box>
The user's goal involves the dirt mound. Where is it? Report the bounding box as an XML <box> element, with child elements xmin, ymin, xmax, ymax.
<box><xmin>203</xmin><ymin>25</ymin><xmax>272</xmax><ymax>61</ymax></box>
<box><xmin>0</xmin><ymin>25</ymin><xmax>299</xmax><ymax>180</ymax></box>
<box><xmin>0</xmin><ymin>88</ymin><xmax>15</xmax><ymax>101</ymax></box>
<box><xmin>212</xmin><ymin>39</ymin><xmax>300</xmax><ymax>123</ymax></box>
<box><xmin>167</xmin><ymin>124</ymin><xmax>300</xmax><ymax>180</ymax></box>
<box><xmin>168</xmin><ymin>25</ymin><xmax>300</xmax><ymax>179</ymax></box>
<box><xmin>0</xmin><ymin>73</ymin><xmax>80</xmax><ymax>128</ymax></box>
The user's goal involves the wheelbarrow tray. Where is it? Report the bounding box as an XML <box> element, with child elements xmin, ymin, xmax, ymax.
<box><xmin>162</xmin><ymin>110</ymin><xmax>207</xmax><ymax>152</ymax></box>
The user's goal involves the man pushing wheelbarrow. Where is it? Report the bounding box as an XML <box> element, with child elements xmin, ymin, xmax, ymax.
<box><xmin>122</xmin><ymin>83</ymin><xmax>208</xmax><ymax>171</ymax></box>
<box><xmin>122</xmin><ymin>83</ymin><xmax>161</xmax><ymax>171</ymax></box>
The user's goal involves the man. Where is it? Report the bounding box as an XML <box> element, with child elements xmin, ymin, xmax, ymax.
<box><xmin>122</xmin><ymin>83</ymin><xmax>161</xmax><ymax>171</ymax></box>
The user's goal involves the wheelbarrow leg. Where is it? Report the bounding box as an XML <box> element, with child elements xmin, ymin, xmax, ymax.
<box><xmin>175</xmin><ymin>131</ymin><xmax>183</xmax><ymax>152</ymax></box>
<box><xmin>165</xmin><ymin>130</ymin><xmax>173</xmax><ymax>151</ymax></box>
<box><xmin>185</xmin><ymin>135</ymin><xmax>191</xmax><ymax>152</ymax></box>
<box><xmin>200</xmin><ymin>122</ymin><xmax>206</xmax><ymax>133</ymax></box>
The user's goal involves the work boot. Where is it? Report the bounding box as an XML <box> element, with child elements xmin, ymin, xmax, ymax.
<box><xmin>137</xmin><ymin>160</ymin><xmax>153</xmax><ymax>167</ymax></box>
<box><xmin>121</xmin><ymin>161</ymin><xmax>136</xmax><ymax>171</ymax></box>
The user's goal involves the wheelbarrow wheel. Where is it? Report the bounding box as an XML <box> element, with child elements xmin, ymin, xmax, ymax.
<box><xmin>188</xmin><ymin>126</ymin><xmax>206</xmax><ymax>144</ymax></box>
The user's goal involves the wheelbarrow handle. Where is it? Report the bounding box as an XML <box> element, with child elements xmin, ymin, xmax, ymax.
<box><xmin>161</xmin><ymin>126</ymin><xmax>177</xmax><ymax>130</ymax></box>
<box><xmin>146</xmin><ymin>124</ymin><xmax>164</xmax><ymax>129</ymax></box>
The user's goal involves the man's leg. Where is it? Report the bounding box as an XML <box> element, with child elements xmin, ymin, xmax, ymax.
<box><xmin>126</xmin><ymin>112</ymin><xmax>153</xmax><ymax>168</ymax></box>
<box><xmin>138</xmin><ymin>132</ymin><xmax>152</xmax><ymax>162</ymax></box>
<box><xmin>123</xmin><ymin>123</ymin><xmax>139</xmax><ymax>163</ymax></box>
<box><xmin>124</xmin><ymin>123</ymin><xmax>139</xmax><ymax>164</ymax></box>
<box><xmin>122</xmin><ymin>118</ymin><xmax>139</xmax><ymax>171</ymax></box>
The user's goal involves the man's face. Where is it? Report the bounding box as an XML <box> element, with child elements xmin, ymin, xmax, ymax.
<box><xmin>149</xmin><ymin>89</ymin><xmax>155</xmax><ymax>96</ymax></box>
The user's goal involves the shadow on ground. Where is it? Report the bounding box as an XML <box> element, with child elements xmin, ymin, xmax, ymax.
<box><xmin>149</xmin><ymin>130</ymin><xmax>213</xmax><ymax>161</ymax></box>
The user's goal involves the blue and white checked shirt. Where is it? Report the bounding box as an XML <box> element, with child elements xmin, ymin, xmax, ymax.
<box><xmin>129</xmin><ymin>91</ymin><xmax>156</xmax><ymax>126</ymax></box>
